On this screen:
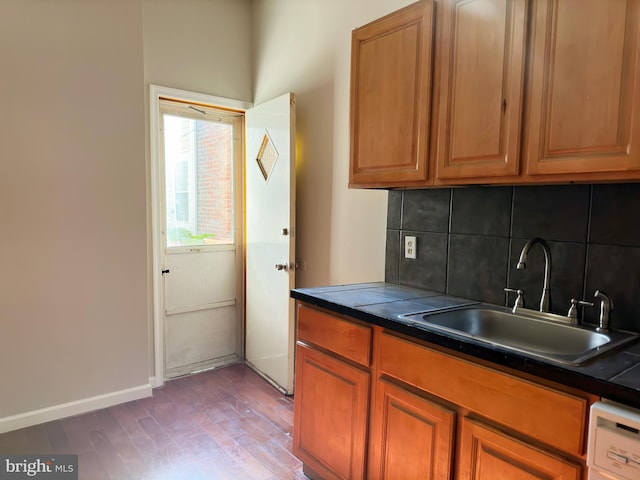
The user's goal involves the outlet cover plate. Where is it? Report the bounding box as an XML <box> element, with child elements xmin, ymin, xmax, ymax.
<box><xmin>405</xmin><ymin>236</ymin><xmax>417</xmax><ymax>259</ymax></box>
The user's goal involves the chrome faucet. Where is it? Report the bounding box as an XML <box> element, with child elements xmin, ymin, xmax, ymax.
<box><xmin>594</xmin><ymin>290</ymin><xmax>614</xmax><ymax>332</ymax></box>
<box><xmin>516</xmin><ymin>238</ymin><xmax>551</xmax><ymax>312</ymax></box>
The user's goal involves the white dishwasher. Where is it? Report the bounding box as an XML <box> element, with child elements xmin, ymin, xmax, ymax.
<box><xmin>588</xmin><ymin>401</ymin><xmax>640</xmax><ymax>480</ymax></box>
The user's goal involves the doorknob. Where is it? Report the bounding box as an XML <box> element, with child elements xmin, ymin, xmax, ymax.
<box><xmin>275</xmin><ymin>263</ymin><xmax>289</xmax><ymax>271</ymax></box>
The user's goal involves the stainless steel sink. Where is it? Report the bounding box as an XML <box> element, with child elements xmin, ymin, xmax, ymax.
<box><xmin>403</xmin><ymin>306</ymin><xmax>638</xmax><ymax>365</ymax></box>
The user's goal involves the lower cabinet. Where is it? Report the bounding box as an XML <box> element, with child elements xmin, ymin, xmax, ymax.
<box><xmin>293</xmin><ymin>303</ymin><xmax>594</xmax><ymax>479</ymax></box>
<box><xmin>457</xmin><ymin>417</ymin><xmax>582</xmax><ymax>480</ymax></box>
<box><xmin>367</xmin><ymin>379</ymin><xmax>454</xmax><ymax>480</ymax></box>
<box><xmin>292</xmin><ymin>345</ymin><xmax>370</xmax><ymax>480</ymax></box>
<box><xmin>293</xmin><ymin>304</ymin><xmax>372</xmax><ymax>480</ymax></box>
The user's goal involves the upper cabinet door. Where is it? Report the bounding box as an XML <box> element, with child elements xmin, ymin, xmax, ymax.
<box><xmin>349</xmin><ymin>1</ymin><xmax>435</xmax><ymax>188</ymax></box>
<box><xmin>524</xmin><ymin>0</ymin><xmax>640</xmax><ymax>176</ymax></box>
<box><xmin>434</xmin><ymin>0</ymin><xmax>527</xmax><ymax>180</ymax></box>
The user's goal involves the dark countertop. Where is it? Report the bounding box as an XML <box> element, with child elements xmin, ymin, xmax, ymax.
<box><xmin>291</xmin><ymin>282</ymin><xmax>640</xmax><ymax>409</ymax></box>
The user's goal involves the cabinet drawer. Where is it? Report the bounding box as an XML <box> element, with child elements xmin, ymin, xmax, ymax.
<box><xmin>378</xmin><ymin>332</ymin><xmax>591</xmax><ymax>455</ymax></box>
<box><xmin>297</xmin><ymin>304</ymin><xmax>372</xmax><ymax>367</ymax></box>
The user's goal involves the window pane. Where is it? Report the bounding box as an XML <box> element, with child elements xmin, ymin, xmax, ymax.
<box><xmin>163</xmin><ymin>112</ymin><xmax>235</xmax><ymax>247</ymax></box>
<box><xmin>175</xmin><ymin>162</ymin><xmax>189</xmax><ymax>191</ymax></box>
<box><xmin>195</xmin><ymin>121</ymin><xmax>234</xmax><ymax>245</ymax></box>
<box><xmin>175</xmin><ymin>192</ymin><xmax>189</xmax><ymax>223</ymax></box>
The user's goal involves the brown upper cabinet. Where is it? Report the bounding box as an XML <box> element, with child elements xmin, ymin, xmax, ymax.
<box><xmin>349</xmin><ymin>1</ymin><xmax>435</xmax><ymax>187</ymax></box>
<box><xmin>349</xmin><ymin>0</ymin><xmax>640</xmax><ymax>188</ymax></box>
<box><xmin>523</xmin><ymin>0</ymin><xmax>640</xmax><ymax>177</ymax></box>
<box><xmin>434</xmin><ymin>0</ymin><xmax>527</xmax><ymax>180</ymax></box>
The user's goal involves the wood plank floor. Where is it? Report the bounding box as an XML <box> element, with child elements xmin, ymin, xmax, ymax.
<box><xmin>0</xmin><ymin>364</ymin><xmax>305</xmax><ymax>479</ymax></box>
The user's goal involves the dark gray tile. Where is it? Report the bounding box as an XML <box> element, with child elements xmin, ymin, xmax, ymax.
<box><xmin>450</xmin><ymin>186</ymin><xmax>512</xmax><ymax>237</ymax></box>
<box><xmin>299</xmin><ymin>283</ymin><xmax>383</xmax><ymax>293</ymax></box>
<box><xmin>402</xmin><ymin>189</ymin><xmax>451</xmax><ymax>233</ymax></box>
<box><xmin>313</xmin><ymin>290</ymin><xmax>402</xmax><ymax>307</ymax></box>
<box><xmin>507</xmin><ymin>239</ymin><xmax>586</xmax><ymax>316</ymax></box>
<box><xmin>584</xmin><ymin>244</ymin><xmax>640</xmax><ymax>332</ymax></box>
<box><xmin>611</xmin><ymin>362</ymin><xmax>640</xmax><ymax>390</ymax></box>
<box><xmin>590</xmin><ymin>183</ymin><xmax>640</xmax><ymax>247</ymax></box>
<box><xmin>625</xmin><ymin>342</ymin><xmax>640</xmax><ymax>357</ymax></box>
<box><xmin>571</xmin><ymin>349</ymin><xmax>640</xmax><ymax>381</ymax></box>
<box><xmin>399</xmin><ymin>232</ymin><xmax>448</xmax><ymax>292</ymax></box>
<box><xmin>447</xmin><ymin>234</ymin><xmax>509</xmax><ymax>305</ymax></box>
<box><xmin>385</xmin><ymin>230</ymin><xmax>400</xmax><ymax>284</ymax></box>
<box><xmin>358</xmin><ymin>294</ymin><xmax>467</xmax><ymax>320</ymax></box>
<box><xmin>372</xmin><ymin>284</ymin><xmax>440</xmax><ymax>301</ymax></box>
<box><xmin>511</xmin><ymin>185</ymin><xmax>590</xmax><ymax>242</ymax></box>
<box><xmin>315</xmin><ymin>287</ymin><xmax>420</xmax><ymax>307</ymax></box>
<box><xmin>409</xmin><ymin>295</ymin><xmax>478</xmax><ymax>310</ymax></box>
<box><xmin>383</xmin><ymin>183</ymin><xmax>640</xmax><ymax>333</ymax></box>
<box><xmin>359</xmin><ymin>299</ymin><xmax>442</xmax><ymax>321</ymax></box>
<box><xmin>387</xmin><ymin>190</ymin><xmax>403</xmax><ymax>230</ymax></box>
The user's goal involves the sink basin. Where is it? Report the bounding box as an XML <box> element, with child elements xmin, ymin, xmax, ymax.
<box><xmin>403</xmin><ymin>307</ymin><xmax>638</xmax><ymax>365</ymax></box>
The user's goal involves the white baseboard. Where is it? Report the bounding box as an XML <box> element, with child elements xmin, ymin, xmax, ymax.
<box><xmin>0</xmin><ymin>383</ymin><xmax>152</xmax><ymax>434</ymax></box>
<box><xmin>149</xmin><ymin>375</ymin><xmax>164</xmax><ymax>388</ymax></box>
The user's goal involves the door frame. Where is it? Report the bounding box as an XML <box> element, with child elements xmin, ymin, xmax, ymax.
<box><xmin>149</xmin><ymin>85</ymin><xmax>252</xmax><ymax>387</ymax></box>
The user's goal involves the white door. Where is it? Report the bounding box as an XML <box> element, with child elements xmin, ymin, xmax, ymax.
<box><xmin>245</xmin><ymin>93</ymin><xmax>296</xmax><ymax>394</ymax></box>
<box><xmin>160</xmin><ymin>99</ymin><xmax>244</xmax><ymax>379</ymax></box>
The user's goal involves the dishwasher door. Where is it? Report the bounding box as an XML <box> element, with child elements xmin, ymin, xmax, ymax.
<box><xmin>588</xmin><ymin>401</ymin><xmax>640</xmax><ymax>480</ymax></box>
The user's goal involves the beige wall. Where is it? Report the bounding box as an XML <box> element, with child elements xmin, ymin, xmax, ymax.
<box><xmin>0</xmin><ymin>0</ymin><xmax>253</xmax><ymax>421</ymax></box>
<box><xmin>0</xmin><ymin>0</ymin><xmax>148</xmax><ymax>418</ymax></box>
<box><xmin>143</xmin><ymin>0</ymin><xmax>252</xmax><ymax>101</ymax></box>
<box><xmin>252</xmin><ymin>0</ymin><xmax>416</xmax><ymax>287</ymax></box>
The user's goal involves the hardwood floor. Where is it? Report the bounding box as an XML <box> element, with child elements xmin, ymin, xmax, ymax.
<box><xmin>0</xmin><ymin>364</ymin><xmax>305</xmax><ymax>479</ymax></box>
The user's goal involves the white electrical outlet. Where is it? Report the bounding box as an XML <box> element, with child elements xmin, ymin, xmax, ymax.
<box><xmin>405</xmin><ymin>236</ymin><xmax>417</xmax><ymax>259</ymax></box>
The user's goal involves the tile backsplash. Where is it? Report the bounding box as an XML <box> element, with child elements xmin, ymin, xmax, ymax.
<box><xmin>385</xmin><ymin>184</ymin><xmax>640</xmax><ymax>333</ymax></box>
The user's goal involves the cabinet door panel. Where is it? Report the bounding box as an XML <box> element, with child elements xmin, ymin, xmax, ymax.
<box><xmin>349</xmin><ymin>1</ymin><xmax>434</xmax><ymax>187</ymax></box>
<box><xmin>457</xmin><ymin>418</ymin><xmax>582</xmax><ymax>480</ymax></box>
<box><xmin>292</xmin><ymin>344</ymin><xmax>369</xmax><ymax>480</ymax></box>
<box><xmin>525</xmin><ymin>0</ymin><xmax>640</xmax><ymax>175</ymax></box>
<box><xmin>435</xmin><ymin>0</ymin><xmax>527</xmax><ymax>179</ymax></box>
<box><xmin>368</xmin><ymin>379</ymin><xmax>454</xmax><ymax>480</ymax></box>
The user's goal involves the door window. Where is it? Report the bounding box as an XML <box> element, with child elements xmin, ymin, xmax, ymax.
<box><xmin>160</xmin><ymin>100</ymin><xmax>242</xmax><ymax>248</ymax></box>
